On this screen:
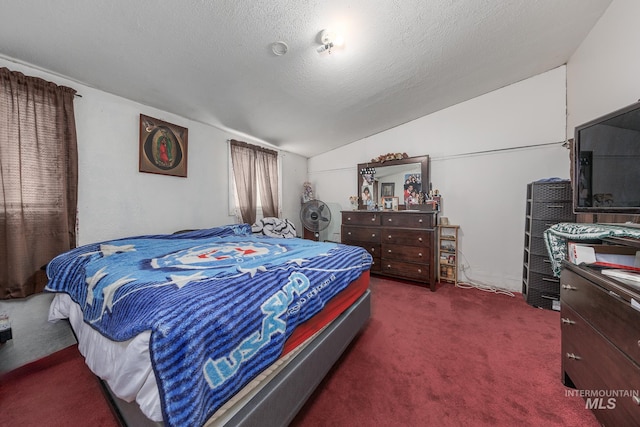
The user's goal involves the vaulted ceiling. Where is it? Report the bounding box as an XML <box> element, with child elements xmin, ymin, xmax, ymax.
<box><xmin>0</xmin><ymin>0</ymin><xmax>612</xmax><ymax>157</ymax></box>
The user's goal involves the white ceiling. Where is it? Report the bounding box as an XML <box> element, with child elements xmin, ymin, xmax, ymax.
<box><xmin>0</xmin><ymin>0</ymin><xmax>612</xmax><ymax>158</ymax></box>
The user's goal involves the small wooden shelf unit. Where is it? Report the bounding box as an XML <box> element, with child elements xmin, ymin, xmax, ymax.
<box><xmin>438</xmin><ymin>225</ymin><xmax>459</xmax><ymax>285</ymax></box>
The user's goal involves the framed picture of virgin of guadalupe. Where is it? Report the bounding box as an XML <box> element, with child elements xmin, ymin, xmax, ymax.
<box><xmin>139</xmin><ymin>114</ymin><xmax>188</xmax><ymax>177</ymax></box>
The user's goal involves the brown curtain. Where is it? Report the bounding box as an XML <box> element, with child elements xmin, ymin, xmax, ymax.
<box><xmin>0</xmin><ymin>68</ymin><xmax>78</xmax><ymax>299</ymax></box>
<box><xmin>256</xmin><ymin>148</ymin><xmax>279</xmax><ymax>217</ymax></box>
<box><xmin>229</xmin><ymin>139</ymin><xmax>279</xmax><ymax>223</ymax></box>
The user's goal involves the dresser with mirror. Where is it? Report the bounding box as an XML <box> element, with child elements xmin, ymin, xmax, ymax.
<box><xmin>341</xmin><ymin>155</ymin><xmax>438</xmax><ymax>290</ymax></box>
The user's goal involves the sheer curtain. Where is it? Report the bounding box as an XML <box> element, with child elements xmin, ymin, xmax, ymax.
<box><xmin>229</xmin><ymin>139</ymin><xmax>279</xmax><ymax>224</ymax></box>
<box><xmin>230</xmin><ymin>140</ymin><xmax>257</xmax><ymax>224</ymax></box>
<box><xmin>0</xmin><ymin>68</ymin><xmax>78</xmax><ymax>299</ymax></box>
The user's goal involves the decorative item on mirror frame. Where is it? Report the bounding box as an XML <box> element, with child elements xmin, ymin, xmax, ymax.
<box><xmin>371</xmin><ymin>152</ymin><xmax>409</xmax><ymax>163</ymax></box>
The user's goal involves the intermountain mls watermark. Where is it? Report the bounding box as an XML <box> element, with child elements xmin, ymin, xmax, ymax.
<box><xmin>566</xmin><ymin>389</ymin><xmax>640</xmax><ymax>409</ymax></box>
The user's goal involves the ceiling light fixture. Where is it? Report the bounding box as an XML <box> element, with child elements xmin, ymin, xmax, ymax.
<box><xmin>316</xmin><ymin>29</ymin><xmax>344</xmax><ymax>54</ymax></box>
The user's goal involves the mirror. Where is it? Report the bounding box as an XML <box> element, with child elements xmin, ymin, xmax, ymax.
<box><xmin>357</xmin><ymin>155</ymin><xmax>430</xmax><ymax>210</ymax></box>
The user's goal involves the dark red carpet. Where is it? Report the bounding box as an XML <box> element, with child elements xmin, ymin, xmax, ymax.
<box><xmin>291</xmin><ymin>277</ymin><xmax>600</xmax><ymax>426</ymax></box>
<box><xmin>0</xmin><ymin>344</ymin><xmax>120</xmax><ymax>427</ymax></box>
<box><xmin>0</xmin><ymin>278</ymin><xmax>601</xmax><ymax>426</ymax></box>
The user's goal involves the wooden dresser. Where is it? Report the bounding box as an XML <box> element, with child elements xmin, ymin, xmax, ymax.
<box><xmin>341</xmin><ymin>210</ymin><xmax>437</xmax><ymax>291</ymax></box>
<box><xmin>561</xmin><ymin>261</ymin><xmax>640</xmax><ymax>425</ymax></box>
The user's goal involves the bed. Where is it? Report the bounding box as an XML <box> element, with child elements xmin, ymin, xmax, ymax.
<box><xmin>45</xmin><ymin>224</ymin><xmax>372</xmax><ymax>426</ymax></box>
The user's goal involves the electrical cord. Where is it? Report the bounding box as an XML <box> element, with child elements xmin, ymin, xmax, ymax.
<box><xmin>455</xmin><ymin>250</ymin><xmax>515</xmax><ymax>297</ymax></box>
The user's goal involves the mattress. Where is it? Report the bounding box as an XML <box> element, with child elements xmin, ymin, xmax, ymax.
<box><xmin>48</xmin><ymin>271</ymin><xmax>369</xmax><ymax>423</ymax></box>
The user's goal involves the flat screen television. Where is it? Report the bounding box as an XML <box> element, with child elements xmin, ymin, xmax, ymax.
<box><xmin>574</xmin><ymin>101</ymin><xmax>640</xmax><ymax>214</ymax></box>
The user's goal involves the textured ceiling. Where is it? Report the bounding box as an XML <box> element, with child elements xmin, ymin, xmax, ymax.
<box><xmin>0</xmin><ymin>0</ymin><xmax>612</xmax><ymax>157</ymax></box>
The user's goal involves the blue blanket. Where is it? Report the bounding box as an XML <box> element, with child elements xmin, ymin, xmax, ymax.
<box><xmin>45</xmin><ymin>224</ymin><xmax>372</xmax><ymax>427</ymax></box>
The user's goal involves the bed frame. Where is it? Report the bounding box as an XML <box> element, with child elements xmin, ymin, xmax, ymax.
<box><xmin>103</xmin><ymin>288</ymin><xmax>371</xmax><ymax>427</ymax></box>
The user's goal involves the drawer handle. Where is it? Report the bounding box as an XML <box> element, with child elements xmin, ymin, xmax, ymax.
<box><xmin>387</xmin><ymin>264</ymin><xmax>391</xmax><ymax>268</ymax></box>
<box><xmin>547</xmin><ymin>205</ymin><xmax>565</xmax><ymax>209</ymax></box>
<box><xmin>418</xmin><ymin>237</ymin><xmax>423</xmax><ymax>242</ymax></box>
<box><xmin>371</xmin><ymin>217</ymin><xmax>376</xmax><ymax>221</ymax></box>
<box><xmin>371</xmin><ymin>233</ymin><xmax>376</xmax><ymax>238</ymax></box>
<box><xmin>543</xmin><ymin>259</ymin><xmax>551</xmax><ymax>264</ymax></box>
<box><xmin>566</xmin><ymin>353</ymin><xmax>581</xmax><ymax>360</ymax></box>
<box><xmin>418</xmin><ymin>252</ymin><xmax>422</xmax><ymax>257</ymax></box>
<box><xmin>347</xmin><ymin>217</ymin><xmax>351</xmax><ymax>221</ymax></box>
<box><xmin>561</xmin><ymin>284</ymin><xmax>577</xmax><ymax>291</ymax></box>
<box><xmin>388</xmin><ymin>235</ymin><xmax>392</xmax><ymax>239</ymax></box>
<box><xmin>348</xmin><ymin>232</ymin><xmax>352</xmax><ymax>235</ymax></box>
<box><xmin>542</xmin><ymin>277</ymin><xmax>559</xmax><ymax>283</ymax></box>
<box><xmin>388</xmin><ymin>249</ymin><xmax>392</xmax><ymax>253</ymax></box>
<box><xmin>388</xmin><ymin>218</ymin><xmax>392</xmax><ymax>222</ymax></box>
<box><xmin>419</xmin><ymin>219</ymin><xmax>423</xmax><ymax>223</ymax></box>
<box><xmin>561</xmin><ymin>318</ymin><xmax>575</xmax><ymax>325</ymax></box>
<box><xmin>370</xmin><ymin>248</ymin><xmax>375</xmax><ymax>252</ymax></box>
<box><xmin>417</xmin><ymin>269</ymin><xmax>422</xmax><ymax>273</ymax></box>
<box><xmin>633</xmin><ymin>395</ymin><xmax>640</xmax><ymax>406</ymax></box>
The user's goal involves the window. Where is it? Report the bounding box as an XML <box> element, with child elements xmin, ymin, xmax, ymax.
<box><xmin>229</xmin><ymin>139</ymin><xmax>280</xmax><ymax>225</ymax></box>
<box><xmin>0</xmin><ymin>68</ymin><xmax>78</xmax><ymax>299</ymax></box>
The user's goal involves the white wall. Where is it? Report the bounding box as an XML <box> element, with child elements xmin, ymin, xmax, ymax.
<box><xmin>308</xmin><ymin>67</ymin><xmax>569</xmax><ymax>291</ymax></box>
<box><xmin>567</xmin><ymin>0</ymin><xmax>640</xmax><ymax>132</ymax></box>
<box><xmin>0</xmin><ymin>57</ymin><xmax>307</xmax><ymax>245</ymax></box>
<box><xmin>280</xmin><ymin>150</ymin><xmax>308</xmax><ymax>235</ymax></box>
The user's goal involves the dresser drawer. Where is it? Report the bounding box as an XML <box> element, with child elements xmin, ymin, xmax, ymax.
<box><xmin>527</xmin><ymin>271</ymin><xmax>560</xmax><ymax>294</ymax></box>
<box><xmin>380</xmin><ymin>212</ymin><xmax>435</xmax><ymax>228</ymax></box>
<box><xmin>531</xmin><ymin>182</ymin><xmax>572</xmax><ymax>202</ymax></box>
<box><xmin>531</xmin><ymin>201</ymin><xmax>574</xmax><ymax>220</ymax></box>
<box><xmin>528</xmin><ymin>236</ymin><xmax>545</xmax><ymax>256</ymax></box>
<box><xmin>344</xmin><ymin>242</ymin><xmax>380</xmax><ymax>259</ymax></box>
<box><xmin>369</xmin><ymin>257</ymin><xmax>381</xmax><ymax>272</ymax></box>
<box><xmin>380</xmin><ymin>259</ymin><xmax>430</xmax><ymax>282</ymax></box>
<box><xmin>342</xmin><ymin>211</ymin><xmax>381</xmax><ymax>226</ymax></box>
<box><xmin>340</xmin><ymin>239</ymin><xmax>381</xmax><ymax>272</ymax></box>
<box><xmin>382</xmin><ymin>243</ymin><xmax>431</xmax><ymax>264</ymax></box>
<box><xmin>530</xmin><ymin>219</ymin><xmax>561</xmax><ymax>237</ymax></box>
<box><xmin>528</xmin><ymin>253</ymin><xmax>554</xmax><ymax>275</ymax></box>
<box><xmin>561</xmin><ymin>268</ymin><xmax>640</xmax><ymax>365</ymax></box>
<box><xmin>561</xmin><ymin>304</ymin><xmax>640</xmax><ymax>426</ymax></box>
<box><xmin>381</xmin><ymin>228</ymin><xmax>432</xmax><ymax>248</ymax></box>
<box><xmin>340</xmin><ymin>209</ymin><xmax>437</xmax><ymax>290</ymax></box>
<box><xmin>342</xmin><ymin>226</ymin><xmax>381</xmax><ymax>243</ymax></box>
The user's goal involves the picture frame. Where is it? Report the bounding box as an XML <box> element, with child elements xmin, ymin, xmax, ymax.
<box><xmin>361</xmin><ymin>183</ymin><xmax>374</xmax><ymax>207</ymax></box>
<box><xmin>403</xmin><ymin>173</ymin><xmax>421</xmax><ymax>205</ymax></box>
<box><xmin>139</xmin><ymin>114</ymin><xmax>188</xmax><ymax>177</ymax></box>
<box><xmin>381</xmin><ymin>196</ymin><xmax>399</xmax><ymax>211</ymax></box>
<box><xmin>381</xmin><ymin>182</ymin><xmax>395</xmax><ymax>197</ymax></box>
